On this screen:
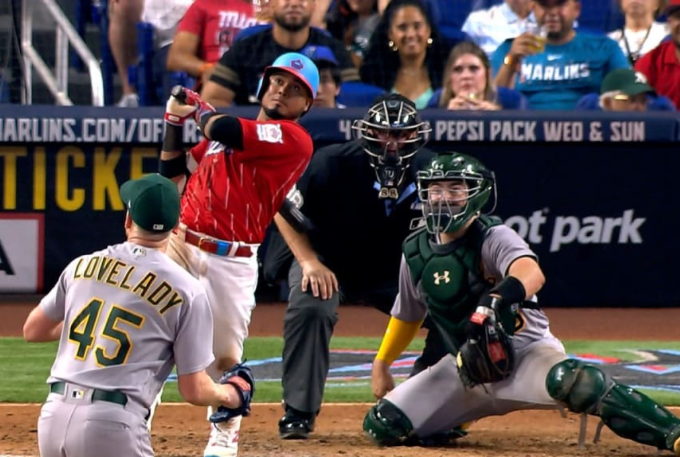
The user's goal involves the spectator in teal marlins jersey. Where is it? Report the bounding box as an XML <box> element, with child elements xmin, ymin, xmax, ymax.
<box><xmin>491</xmin><ymin>0</ymin><xmax>631</xmax><ymax>110</ymax></box>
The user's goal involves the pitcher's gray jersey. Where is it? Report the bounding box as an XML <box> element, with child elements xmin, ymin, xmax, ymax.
<box><xmin>40</xmin><ymin>242</ymin><xmax>214</xmax><ymax>409</ymax></box>
<box><xmin>391</xmin><ymin>225</ymin><xmax>555</xmax><ymax>351</ymax></box>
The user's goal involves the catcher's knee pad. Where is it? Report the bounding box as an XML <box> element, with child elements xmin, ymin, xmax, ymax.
<box><xmin>363</xmin><ymin>399</ymin><xmax>414</xmax><ymax>446</ymax></box>
<box><xmin>546</xmin><ymin>358</ymin><xmax>680</xmax><ymax>452</ymax></box>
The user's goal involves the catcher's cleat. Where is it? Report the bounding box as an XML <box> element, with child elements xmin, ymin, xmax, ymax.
<box><xmin>411</xmin><ymin>422</ymin><xmax>471</xmax><ymax>447</ymax></box>
<box><xmin>278</xmin><ymin>408</ymin><xmax>315</xmax><ymax>439</ymax></box>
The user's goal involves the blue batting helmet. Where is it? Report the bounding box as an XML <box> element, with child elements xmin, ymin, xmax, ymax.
<box><xmin>256</xmin><ymin>52</ymin><xmax>320</xmax><ymax>101</ymax></box>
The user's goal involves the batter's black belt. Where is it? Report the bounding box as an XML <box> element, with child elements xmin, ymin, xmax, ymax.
<box><xmin>49</xmin><ymin>382</ymin><xmax>128</xmax><ymax>406</ymax></box>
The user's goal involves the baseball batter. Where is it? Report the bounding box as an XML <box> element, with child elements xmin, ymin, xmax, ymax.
<box><xmin>365</xmin><ymin>153</ymin><xmax>680</xmax><ymax>455</ymax></box>
<box><xmin>23</xmin><ymin>174</ymin><xmax>253</xmax><ymax>457</ymax></box>
<box><xmin>158</xmin><ymin>52</ymin><xmax>319</xmax><ymax>457</ymax></box>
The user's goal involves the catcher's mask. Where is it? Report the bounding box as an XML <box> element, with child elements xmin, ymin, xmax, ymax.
<box><xmin>417</xmin><ymin>153</ymin><xmax>496</xmax><ymax>237</ymax></box>
<box><xmin>351</xmin><ymin>94</ymin><xmax>431</xmax><ymax>199</ymax></box>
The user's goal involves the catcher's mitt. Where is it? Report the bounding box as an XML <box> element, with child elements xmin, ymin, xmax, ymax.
<box><xmin>209</xmin><ymin>362</ymin><xmax>255</xmax><ymax>423</ymax></box>
<box><xmin>456</xmin><ymin>306</ymin><xmax>515</xmax><ymax>388</ymax></box>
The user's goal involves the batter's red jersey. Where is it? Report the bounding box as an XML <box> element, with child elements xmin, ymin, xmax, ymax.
<box><xmin>177</xmin><ymin>0</ymin><xmax>260</xmax><ymax>64</ymax></box>
<box><xmin>182</xmin><ymin>118</ymin><xmax>313</xmax><ymax>244</ymax></box>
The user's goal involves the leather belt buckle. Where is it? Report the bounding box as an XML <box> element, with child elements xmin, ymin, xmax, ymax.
<box><xmin>197</xmin><ymin>237</ymin><xmax>211</xmax><ymax>252</ymax></box>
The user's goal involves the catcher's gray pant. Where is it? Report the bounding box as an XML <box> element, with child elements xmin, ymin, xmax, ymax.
<box><xmin>385</xmin><ymin>338</ymin><xmax>568</xmax><ymax>437</ymax></box>
<box><xmin>282</xmin><ymin>259</ymin><xmax>398</xmax><ymax>414</ymax></box>
<box><xmin>38</xmin><ymin>382</ymin><xmax>153</xmax><ymax>457</ymax></box>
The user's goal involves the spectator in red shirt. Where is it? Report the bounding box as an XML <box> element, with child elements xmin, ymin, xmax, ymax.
<box><xmin>635</xmin><ymin>0</ymin><xmax>680</xmax><ymax>108</ymax></box>
<box><xmin>159</xmin><ymin>53</ymin><xmax>319</xmax><ymax>457</ymax></box>
<box><xmin>201</xmin><ymin>0</ymin><xmax>358</xmax><ymax>107</ymax></box>
<box><xmin>167</xmin><ymin>0</ymin><xmax>265</xmax><ymax>89</ymax></box>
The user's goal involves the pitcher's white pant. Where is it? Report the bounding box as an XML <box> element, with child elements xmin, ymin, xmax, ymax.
<box><xmin>39</xmin><ymin>384</ymin><xmax>152</xmax><ymax>457</ymax></box>
<box><xmin>167</xmin><ymin>233</ymin><xmax>259</xmax><ymax>376</ymax></box>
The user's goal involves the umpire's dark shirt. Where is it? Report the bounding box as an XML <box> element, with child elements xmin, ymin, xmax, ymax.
<box><xmin>297</xmin><ymin>141</ymin><xmax>435</xmax><ymax>288</ymax></box>
<box><xmin>209</xmin><ymin>27</ymin><xmax>358</xmax><ymax>106</ymax></box>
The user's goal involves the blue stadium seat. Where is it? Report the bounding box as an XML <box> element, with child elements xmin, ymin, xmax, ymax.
<box><xmin>89</xmin><ymin>0</ymin><xmax>116</xmax><ymax>104</ymax></box>
<box><xmin>0</xmin><ymin>73</ymin><xmax>9</xmax><ymax>104</ymax></box>
<box><xmin>435</xmin><ymin>0</ymin><xmax>501</xmax><ymax>30</ymax></box>
<box><xmin>336</xmin><ymin>81</ymin><xmax>386</xmax><ymax>108</ymax></box>
<box><xmin>132</xmin><ymin>22</ymin><xmax>197</xmax><ymax>106</ymax></box>
<box><xmin>134</xmin><ymin>22</ymin><xmax>156</xmax><ymax>106</ymax></box>
<box><xmin>578</xmin><ymin>1</ymin><xmax>624</xmax><ymax>33</ymax></box>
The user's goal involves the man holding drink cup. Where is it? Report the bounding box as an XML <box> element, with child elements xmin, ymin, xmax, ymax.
<box><xmin>491</xmin><ymin>0</ymin><xmax>630</xmax><ymax>110</ymax></box>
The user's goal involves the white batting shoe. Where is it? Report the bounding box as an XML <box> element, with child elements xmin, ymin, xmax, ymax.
<box><xmin>203</xmin><ymin>415</ymin><xmax>241</xmax><ymax>457</ymax></box>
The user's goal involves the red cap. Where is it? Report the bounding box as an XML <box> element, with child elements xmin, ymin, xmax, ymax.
<box><xmin>665</xmin><ymin>0</ymin><xmax>680</xmax><ymax>16</ymax></box>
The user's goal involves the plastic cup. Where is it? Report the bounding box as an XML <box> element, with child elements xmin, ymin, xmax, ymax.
<box><xmin>526</xmin><ymin>24</ymin><xmax>548</xmax><ymax>53</ymax></box>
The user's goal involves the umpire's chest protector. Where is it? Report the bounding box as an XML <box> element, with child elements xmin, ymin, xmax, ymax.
<box><xmin>403</xmin><ymin>216</ymin><xmax>502</xmax><ymax>346</ymax></box>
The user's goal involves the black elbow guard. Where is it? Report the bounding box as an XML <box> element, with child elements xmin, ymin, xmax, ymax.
<box><xmin>159</xmin><ymin>155</ymin><xmax>187</xmax><ymax>178</ymax></box>
<box><xmin>490</xmin><ymin>276</ymin><xmax>526</xmax><ymax>305</ymax></box>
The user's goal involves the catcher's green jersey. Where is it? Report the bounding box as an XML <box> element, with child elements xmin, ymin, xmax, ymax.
<box><xmin>392</xmin><ymin>222</ymin><xmax>553</xmax><ymax>353</ymax></box>
<box><xmin>39</xmin><ymin>242</ymin><xmax>214</xmax><ymax>409</ymax></box>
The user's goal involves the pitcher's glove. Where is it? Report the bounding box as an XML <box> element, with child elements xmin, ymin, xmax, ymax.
<box><xmin>209</xmin><ymin>363</ymin><xmax>255</xmax><ymax>423</ymax></box>
<box><xmin>456</xmin><ymin>302</ymin><xmax>515</xmax><ymax>389</ymax></box>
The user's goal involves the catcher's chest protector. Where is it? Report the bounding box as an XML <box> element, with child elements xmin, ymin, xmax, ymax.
<box><xmin>403</xmin><ymin>216</ymin><xmax>503</xmax><ymax>349</ymax></box>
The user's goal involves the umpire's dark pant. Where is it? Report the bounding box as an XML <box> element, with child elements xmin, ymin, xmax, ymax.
<box><xmin>281</xmin><ymin>259</ymin><xmax>448</xmax><ymax>415</ymax></box>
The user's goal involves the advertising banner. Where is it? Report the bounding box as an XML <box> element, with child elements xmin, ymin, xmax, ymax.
<box><xmin>0</xmin><ymin>214</ymin><xmax>43</xmax><ymax>292</ymax></box>
<box><xmin>0</xmin><ymin>106</ymin><xmax>678</xmax><ymax>305</ymax></box>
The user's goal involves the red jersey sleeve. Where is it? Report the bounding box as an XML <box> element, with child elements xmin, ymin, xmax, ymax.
<box><xmin>237</xmin><ymin>118</ymin><xmax>314</xmax><ymax>165</ymax></box>
<box><xmin>635</xmin><ymin>52</ymin><xmax>655</xmax><ymax>85</ymax></box>
<box><xmin>177</xmin><ymin>0</ymin><xmax>205</xmax><ymax>36</ymax></box>
<box><xmin>188</xmin><ymin>138</ymin><xmax>210</xmax><ymax>163</ymax></box>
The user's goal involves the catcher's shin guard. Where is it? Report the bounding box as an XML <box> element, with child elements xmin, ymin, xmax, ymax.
<box><xmin>363</xmin><ymin>399</ymin><xmax>415</xmax><ymax>446</ymax></box>
<box><xmin>546</xmin><ymin>358</ymin><xmax>680</xmax><ymax>452</ymax></box>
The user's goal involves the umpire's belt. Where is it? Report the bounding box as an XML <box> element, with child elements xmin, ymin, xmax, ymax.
<box><xmin>50</xmin><ymin>382</ymin><xmax>128</xmax><ymax>406</ymax></box>
<box><xmin>174</xmin><ymin>225</ymin><xmax>254</xmax><ymax>258</ymax></box>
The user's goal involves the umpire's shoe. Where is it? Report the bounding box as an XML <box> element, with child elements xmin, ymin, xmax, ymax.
<box><xmin>279</xmin><ymin>406</ymin><xmax>316</xmax><ymax>439</ymax></box>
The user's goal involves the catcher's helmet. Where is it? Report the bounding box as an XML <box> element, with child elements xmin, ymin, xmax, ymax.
<box><xmin>256</xmin><ymin>52</ymin><xmax>320</xmax><ymax>101</ymax></box>
<box><xmin>351</xmin><ymin>94</ymin><xmax>431</xmax><ymax>199</ymax></box>
<box><xmin>417</xmin><ymin>153</ymin><xmax>496</xmax><ymax>235</ymax></box>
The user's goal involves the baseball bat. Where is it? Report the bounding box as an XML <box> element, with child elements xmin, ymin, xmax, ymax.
<box><xmin>171</xmin><ymin>85</ymin><xmax>189</xmax><ymax>104</ymax></box>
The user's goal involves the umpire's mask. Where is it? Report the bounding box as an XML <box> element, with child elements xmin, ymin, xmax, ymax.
<box><xmin>352</xmin><ymin>94</ymin><xmax>431</xmax><ymax>199</ymax></box>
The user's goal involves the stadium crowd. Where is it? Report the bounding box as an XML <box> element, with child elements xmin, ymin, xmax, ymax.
<box><xmin>105</xmin><ymin>0</ymin><xmax>680</xmax><ymax>112</ymax></box>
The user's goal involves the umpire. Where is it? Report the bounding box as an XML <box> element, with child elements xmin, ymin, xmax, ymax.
<box><xmin>266</xmin><ymin>94</ymin><xmax>442</xmax><ymax>439</ymax></box>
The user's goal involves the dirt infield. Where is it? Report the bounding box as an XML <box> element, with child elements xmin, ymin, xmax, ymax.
<box><xmin>2</xmin><ymin>303</ymin><xmax>679</xmax><ymax>456</ymax></box>
<box><xmin>2</xmin><ymin>403</ymin><xmax>673</xmax><ymax>457</ymax></box>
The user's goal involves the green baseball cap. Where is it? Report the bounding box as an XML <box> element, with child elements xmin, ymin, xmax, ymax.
<box><xmin>601</xmin><ymin>69</ymin><xmax>656</xmax><ymax>96</ymax></box>
<box><xmin>120</xmin><ymin>174</ymin><xmax>180</xmax><ymax>233</ymax></box>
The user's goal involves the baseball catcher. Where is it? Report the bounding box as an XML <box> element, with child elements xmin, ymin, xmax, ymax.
<box><xmin>364</xmin><ymin>152</ymin><xmax>680</xmax><ymax>455</ymax></box>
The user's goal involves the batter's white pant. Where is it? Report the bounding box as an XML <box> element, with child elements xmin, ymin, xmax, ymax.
<box><xmin>167</xmin><ymin>232</ymin><xmax>259</xmax><ymax>378</ymax></box>
<box><xmin>386</xmin><ymin>337</ymin><xmax>568</xmax><ymax>437</ymax></box>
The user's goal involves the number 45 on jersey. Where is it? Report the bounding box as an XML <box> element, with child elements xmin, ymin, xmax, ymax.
<box><xmin>69</xmin><ymin>298</ymin><xmax>145</xmax><ymax>367</ymax></box>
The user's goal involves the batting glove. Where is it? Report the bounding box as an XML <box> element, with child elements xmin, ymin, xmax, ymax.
<box><xmin>165</xmin><ymin>86</ymin><xmax>197</xmax><ymax>126</ymax></box>
<box><xmin>165</xmin><ymin>86</ymin><xmax>216</xmax><ymax>127</ymax></box>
